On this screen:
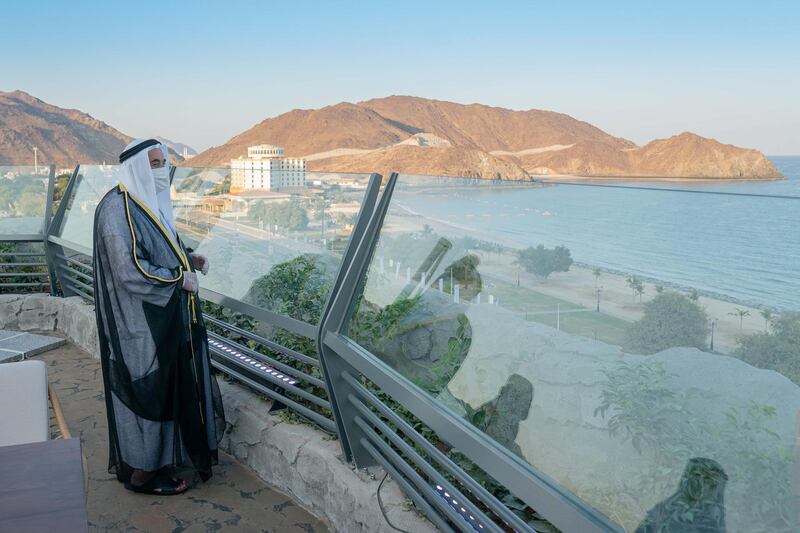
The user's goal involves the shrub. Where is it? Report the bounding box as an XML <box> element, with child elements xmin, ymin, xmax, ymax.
<box><xmin>734</xmin><ymin>313</ymin><xmax>800</xmax><ymax>385</ymax></box>
<box><xmin>624</xmin><ymin>291</ymin><xmax>708</xmax><ymax>354</ymax></box>
<box><xmin>249</xmin><ymin>199</ymin><xmax>309</xmax><ymax>230</ymax></box>
<box><xmin>516</xmin><ymin>245</ymin><xmax>573</xmax><ymax>279</ymax></box>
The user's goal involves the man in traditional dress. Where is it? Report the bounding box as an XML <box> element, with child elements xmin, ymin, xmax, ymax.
<box><xmin>93</xmin><ymin>138</ymin><xmax>225</xmax><ymax>495</ymax></box>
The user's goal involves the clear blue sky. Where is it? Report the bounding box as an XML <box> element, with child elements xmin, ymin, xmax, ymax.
<box><xmin>2</xmin><ymin>0</ymin><xmax>798</xmax><ymax>154</ymax></box>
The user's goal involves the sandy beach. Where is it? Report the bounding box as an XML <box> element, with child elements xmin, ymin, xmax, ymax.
<box><xmin>474</xmin><ymin>249</ymin><xmax>767</xmax><ymax>353</ymax></box>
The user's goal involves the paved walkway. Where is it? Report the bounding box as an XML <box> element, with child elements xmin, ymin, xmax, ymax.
<box><xmin>37</xmin><ymin>338</ymin><xmax>330</xmax><ymax>533</ymax></box>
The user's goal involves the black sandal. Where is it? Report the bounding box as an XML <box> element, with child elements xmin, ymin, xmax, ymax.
<box><xmin>124</xmin><ymin>473</ymin><xmax>189</xmax><ymax>495</ymax></box>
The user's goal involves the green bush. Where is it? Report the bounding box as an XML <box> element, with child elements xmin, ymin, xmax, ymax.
<box><xmin>734</xmin><ymin>313</ymin><xmax>800</xmax><ymax>385</ymax></box>
<box><xmin>624</xmin><ymin>291</ymin><xmax>708</xmax><ymax>354</ymax></box>
<box><xmin>244</xmin><ymin>254</ymin><xmax>332</xmax><ymax>326</ymax></box>
<box><xmin>249</xmin><ymin>199</ymin><xmax>309</xmax><ymax>231</ymax></box>
<box><xmin>517</xmin><ymin>245</ymin><xmax>573</xmax><ymax>279</ymax></box>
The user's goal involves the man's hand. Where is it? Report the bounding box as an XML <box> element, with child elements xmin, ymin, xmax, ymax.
<box><xmin>189</xmin><ymin>253</ymin><xmax>210</xmax><ymax>275</ymax></box>
<box><xmin>182</xmin><ymin>271</ymin><xmax>199</xmax><ymax>293</ymax></box>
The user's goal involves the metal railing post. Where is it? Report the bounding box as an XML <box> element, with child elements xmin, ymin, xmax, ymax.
<box><xmin>46</xmin><ymin>165</ymin><xmax>81</xmax><ymax>296</ymax></box>
<box><xmin>317</xmin><ymin>173</ymin><xmax>397</xmax><ymax>466</ymax></box>
<box><xmin>43</xmin><ymin>165</ymin><xmax>58</xmax><ymax>295</ymax></box>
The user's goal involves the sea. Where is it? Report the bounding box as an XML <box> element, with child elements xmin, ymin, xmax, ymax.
<box><xmin>395</xmin><ymin>156</ymin><xmax>800</xmax><ymax>311</ymax></box>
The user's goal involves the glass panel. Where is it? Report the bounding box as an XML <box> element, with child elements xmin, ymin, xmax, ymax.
<box><xmin>171</xmin><ymin>168</ymin><xmax>371</xmax><ymax>324</ymax></box>
<box><xmin>55</xmin><ymin>164</ymin><xmax>119</xmax><ymax>249</ymax></box>
<box><xmin>55</xmin><ymin>165</ymin><xmax>372</xmax><ymax>325</ymax></box>
<box><xmin>0</xmin><ymin>165</ymin><xmax>50</xmax><ymax>235</ymax></box>
<box><xmin>346</xmin><ymin>166</ymin><xmax>800</xmax><ymax>532</ymax></box>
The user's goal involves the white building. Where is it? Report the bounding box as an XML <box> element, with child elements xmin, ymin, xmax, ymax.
<box><xmin>231</xmin><ymin>144</ymin><xmax>306</xmax><ymax>191</ymax></box>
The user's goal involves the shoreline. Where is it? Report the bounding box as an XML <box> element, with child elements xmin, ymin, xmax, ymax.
<box><xmin>394</xmin><ymin>203</ymin><xmax>780</xmax><ymax>313</ymax></box>
<box><xmin>535</xmin><ymin>174</ymin><xmax>785</xmax><ymax>184</ymax></box>
<box><xmin>476</xmin><ymin>252</ymin><xmax>769</xmax><ymax>354</ymax></box>
<box><xmin>571</xmin><ymin>261</ymin><xmax>776</xmax><ymax>313</ymax></box>
<box><xmin>389</xmin><ymin>210</ymin><xmax>773</xmax><ymax>353</ymax></box>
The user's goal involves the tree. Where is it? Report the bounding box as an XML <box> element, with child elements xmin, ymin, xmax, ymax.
<box><xmin>626</xmin><ymin>275</ymin><xmax>645</xmax><ymax>302</ymax></box>
<box><xmin>624</xmin><ymin>291</ymin><xmax>709</xmax><ymax>354</ymax></box>
<box><xmin>310</xmin><ymin>197</ymin><xmax>327</xmax><ymax>222</ymax></box>
<box><xmin>516</xmin><ymin>245</ymin><xmax>572</xmax><ymax>279</ymax></box>
<box><xmin>209</xmin><ymin>174</ymin><xmax>231</xmax><ymax>195</ymax></box>
<box><xmin>15</xmin><ymin>191</ymin><xmax>44</xmax><ymax>216</ymax></box>
<box><xmin>332</xmin><ymin>211</ymin><xmax>356</xmax><ymax>226</ymax></box>
<box><xmin>249</xmin><ymin>199</ymin><xmax>309</xmax><ymax>231</ymax></box>
<box><xmin>735</xmin><ymin>313</ymin><xmax>800</xmax><ymax>385</ymax></box>
<box><xmin>760</xmin><ymin>309</ymin><xmax>774</xmax><ymax>332</ymax></box>
<box><xmin>53</xmin><ymin>173</ymin><xmax>71</xmax><ymax>204</ymax></box>
<box><xmin>635</xmin><ymin>282</ymin><xmax>645</xmax><ymax>302</ymax></box>
<box><xmin>728</xmin><ymin>308</ymin><xmax>751</xmax><ymax>330</ymax></box>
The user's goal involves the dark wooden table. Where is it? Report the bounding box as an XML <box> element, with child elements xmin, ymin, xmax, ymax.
<box><xmin>0</xmin><ymin>438</ymin><xmax>88</xmax><ymax>532</ymax></box>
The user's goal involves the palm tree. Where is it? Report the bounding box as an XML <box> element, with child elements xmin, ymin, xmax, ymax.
<box><xmin>626</xmin><ymin>275</ymin><xmax>640</xmax><ymax>301</ymax></box>
<box><xmin>635</xmin><ymin>282</ymin><xmax>645</xmax><ymax>302</ymax></box>
<box><xmin>728</xmin><ymin>308</ymin><xmax>751</xmax><ymax>330</ymax></box>
<box><xmin>760</xmin><ymin>309</ymin><xmax>774</xmax><ymax>332</ymax></box>
<box><xmin>593</xmin><ymin>268</ymin><xmax>602</xmax><ymax>288</ymax></box>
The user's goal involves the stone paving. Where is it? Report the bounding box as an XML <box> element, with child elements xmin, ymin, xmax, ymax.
<box><xmin>0</xmin><ymin>329</ymin><xmax>65</xmax><ymax>362</ymax></box>
<box><xmin>37</xmin><ymin>337</ymin><xmax>330</xmax><ymax>533</ymax></box>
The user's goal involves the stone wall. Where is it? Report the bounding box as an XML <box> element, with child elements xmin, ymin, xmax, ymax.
<box><xmin>0</xmin><ymin>294</ymin><xmax>99</xmax><ymax>356</ymax></box>
<box><xmin>0</xmin><ymin>294</ymin><xmax>436</xmax><ymax>533</ymax></box>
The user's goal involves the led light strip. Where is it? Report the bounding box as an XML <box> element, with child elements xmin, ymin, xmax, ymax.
<box><xmin>207</xmin><ymin>337</ymin><xmax>298</xmax><ymax>386</ymax></box>
<box><xmin>434</xmin><ymin>484</ymin><xmax>504</xmax><ymax>532</ymax></box>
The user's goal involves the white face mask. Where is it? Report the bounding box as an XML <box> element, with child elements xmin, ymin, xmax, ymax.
<box><xmin>152</xmin><ymin>166</ymin><xmax>170</xmax><ymax>192</ymax></box>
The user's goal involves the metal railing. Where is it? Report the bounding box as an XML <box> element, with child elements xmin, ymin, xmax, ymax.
<box><xmin>0</xmin><ymin>165</ymin><xmax>56</xmax><ymax>295</ymax></box>
<box><xmin>0</xmin><ymin>163</ymin><xmax>639</xmax><ymax>533</ymax></box>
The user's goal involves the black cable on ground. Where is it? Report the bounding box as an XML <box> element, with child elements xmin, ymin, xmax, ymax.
<box><xmin>377</xmin><ymin>472</ymin><xmax>414</xmax><ymax>533</ymax></box>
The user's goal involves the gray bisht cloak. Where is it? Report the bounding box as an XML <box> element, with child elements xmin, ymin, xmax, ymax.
<box><xmin>93</xmin><ymin>183</ymin><xmax>224</xmax><ymax>482</ymax></box>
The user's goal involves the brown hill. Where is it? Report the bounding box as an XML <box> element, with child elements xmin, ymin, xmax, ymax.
<box><xmin>188</xmin><ymin>95</ymin><xmax>781</xmax><ymax>181</ymax></box>
<box><xmin>188</xmin><ymin>102</ymin><xmax>421</xmax><ymax>167</ymax></box>
<box><xmin>631</xmin><ymin>132</ymin><xmax>781</xmax><ymax>178</ymax></box>
<box><xmin>0</xmin><ymin>90</ymin><xmax>131</xmax><ymax>166</ymax></box>
<box><xmin>187</xmin><ymin>95</ymin><xmax>635</xmax><ymax>177</ymax></box>
<box><xmin>360</xmin><ymin>95</ymin><xmax>634</xmax><ymax>152</ymax></box>
<box><xmin>507</xmin><ymin>132</ymin><xmax>782</xmax><ymax>178</ymax></box>
<box><xmin>311</xmin><ymin>144</ymin><xmax>530</xmax><ymax>180</ymax></box>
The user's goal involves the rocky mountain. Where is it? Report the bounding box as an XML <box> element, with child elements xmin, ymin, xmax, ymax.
<box><xmin>312</xmin><ymin>144</ymin><xmax>530</xmax><ymax>180</ymax></box>
<box><xmin>499</xmin><ymin>132</ymin><xmax>781</xmax><ymax>178</ymax></box>
<box><xmin>0</xmin><ymin>90</ymin><xmax>131</xmax><ymax>166</ymax></box>
<box><xmin>188</xmin><ymin>96</ymin><xmax>782</xmax><ymax>180</ymax></box>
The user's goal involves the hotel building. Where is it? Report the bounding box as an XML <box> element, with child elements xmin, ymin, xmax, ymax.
<box><xmin>230</xmin><ymin>144</ymin><xmax>306</xmax><ymax>191</ymax></box>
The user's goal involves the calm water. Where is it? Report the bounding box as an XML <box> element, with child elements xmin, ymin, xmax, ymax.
<box><xmin>397</xmin><ymin>156</ymin><xmax>800</xmax><ymax>310</ymax></box>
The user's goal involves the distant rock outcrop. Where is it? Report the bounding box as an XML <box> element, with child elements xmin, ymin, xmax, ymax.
<box><xmin>188</xmin><ymin>95</ymin><xmax>782</xmax><ymax>180</ymax></box>
<box><xmin>506</xmin><ymin>132</ymin><xmax>782</xmax><ymax>179</ymax></box>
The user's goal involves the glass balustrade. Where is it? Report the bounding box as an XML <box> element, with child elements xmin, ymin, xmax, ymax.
<box><xmin>345</xmin><ymin>173</ymin><xmax>800</xmax><ymax>533</ymax></box>
<box><xmin>0</xmin><ymin>165</ymin><xmax>51</xmax><ymax>236</ymax></box>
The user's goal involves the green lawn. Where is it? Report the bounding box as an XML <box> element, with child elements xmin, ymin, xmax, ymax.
<box><xmin>489</xmin><ymin>278</ymin><xmax>630</xmax><ymax>347</ymax></box>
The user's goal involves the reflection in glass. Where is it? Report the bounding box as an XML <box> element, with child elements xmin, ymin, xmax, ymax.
<box><xmin>0</xmin><ymin>165</ymin><xmax>50</xmax><ymax>235</ymax></box>
<box><xmin>171</xmin><ymin>168</ymin><xmax>371</xmax><ymax>322</ymax></box>
<box><xmin>634</xmin><ymin>457</ymin><xmax>727</xmax><ymax>533</ymax></box>
<box><xmin>55</xmin><ymin>164</ymin><xmax>119</xmax><ymax>248</ymax></box>
<box><xmin>346</xmin><ymin>173</ymin><xmax>800</xmax><ymax>532</ymax></box>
